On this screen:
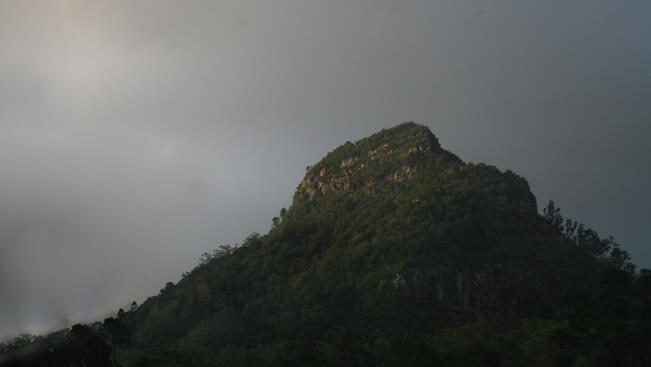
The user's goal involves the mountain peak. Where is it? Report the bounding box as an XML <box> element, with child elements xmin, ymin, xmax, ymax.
<box><xmin>293</xmin><ymin>122</ymin><xmax>456</xmax><ymax>203</ymax></box>
<box><xmin>360</xmin><ymin>121</ymin><xmax>441</xmax><ymax>154</ymax></box>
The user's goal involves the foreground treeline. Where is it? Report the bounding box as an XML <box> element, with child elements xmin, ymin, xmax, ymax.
<box><xmin>0</xmin><ymin>324</ymin><xmax>112</xmax><ymax>367</ymax></box>
<box><xmin>1</xmin><ymin>266</ymin><xmax>649</xmax><ymax>367</ymax></box>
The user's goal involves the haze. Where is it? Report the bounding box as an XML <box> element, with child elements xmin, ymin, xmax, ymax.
<box><xmin>1</xmin><ymin>0</ymin><xmax>650</xmax><ymax>339</ymax></box>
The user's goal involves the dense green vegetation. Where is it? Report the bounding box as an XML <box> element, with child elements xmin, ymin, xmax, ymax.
<box><xmin>1</xmin><ymin>123</ymin><xmax>648</xmax><ymax>366</ymax></box>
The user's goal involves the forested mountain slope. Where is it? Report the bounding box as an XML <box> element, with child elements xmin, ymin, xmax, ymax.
<box><xmin>2</xmin><ymin>123</ymin><xmax>648</xmax><ymax>367</ymax></box>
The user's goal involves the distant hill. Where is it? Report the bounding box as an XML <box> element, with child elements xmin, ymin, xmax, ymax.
<box><xmin>2</xmin><ymin>123</ymin><xmax>649</xmax><ymax>367</ymax></box>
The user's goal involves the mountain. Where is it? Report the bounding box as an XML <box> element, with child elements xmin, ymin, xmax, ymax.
<box><xmin>2</xmin><ymin>122</ymin><xmax>649</xmax><ymax>367</ymax></box>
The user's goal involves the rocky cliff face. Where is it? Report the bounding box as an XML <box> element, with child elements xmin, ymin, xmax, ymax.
<box><xmin>384</xmin><ymin>262</ymin><xmax>560</xmax><ymax>317</ymax></box>
<box><xmin>295</xmin><ymin>123</ymin><xmax>443</xmax><ymax>202</ymax></box>
<box><xmin>288</xmin><ymin>122</ymin><xmax>581</xmax><ymax>320</ymax></box>
<box><xmin>294</xmin><ymin>122</ymin><xmax>537</xmax><ymax>218</ymax></box>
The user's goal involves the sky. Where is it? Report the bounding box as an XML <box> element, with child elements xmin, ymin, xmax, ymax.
<box><xmin>0</xmin><ymin>0</ymin><xmax>650</xmax><ymax>339</ymax></box>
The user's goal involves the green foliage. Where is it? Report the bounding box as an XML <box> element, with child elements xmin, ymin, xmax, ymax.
<box><xmin>542</xmin><ymin>201</ymin><xmax>635</xmax><ymax>273</ymax></box>
<box><xmin>1</xmin><ymin>123</ymin><xmax>646</xmax><ymax>367</ymax></box>
<box><xmin>0</xmin><ymin>325</ymin><xmax>112</xmax><ymax>367</ymax></box>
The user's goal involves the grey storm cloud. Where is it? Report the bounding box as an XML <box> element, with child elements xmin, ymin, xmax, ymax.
<box><xmin>0</xmin><ymin>0</ymin><xmax>650</xmax><ymax>338</ymax></box>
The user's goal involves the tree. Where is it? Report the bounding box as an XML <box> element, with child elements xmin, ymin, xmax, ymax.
<box><xmin>543</xmin><ymin>200</ymin><xmax>563</xmax><ymax>229</ymax></box>
<box><xmin>564</xmin><ymin>219</ymin><xmax>578</xmax><ymax>240</ymax></box>
<box><xmin>243</xmin><ymin>232</ymin><xmax>261</xmax><ymax>247</ymax></box>
<box><xmin>160</xmin><ymin>282</ymin><xmax>174</xmax><ymax>295</ymax></box>
<box><xmin>213</xmin><ymin>244</ymin><xmax>234</xmax><ymax>258</ymax></box>
<box><xmin>100</xmin><ymin>317</ymin><xmax>132</xmax><ymax>346</ymax></box>
<box><xmin>543</xmin><ymin>200</ymin><xmax>635</xmax><ymax>271</ymax></box>
<box><xmin>199</xmin><ymin>252</ymin><xmax>212</xmax><ymax>265</ymax></box>
<box><xmin>271</xmin><ymin>217</ymin><xmax>280</xmax><ymax>229</ymax></box>
<box><xmin>608</xmin><ymin>242</ymin><xmax>633</xmax><ymax>272</ymax></box>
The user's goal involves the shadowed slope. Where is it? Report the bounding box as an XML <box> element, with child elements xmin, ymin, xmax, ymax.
<box><xmin>3</xmin><ymin>123</ymin><xmax>621</xmax><ymax>367</ymax></box>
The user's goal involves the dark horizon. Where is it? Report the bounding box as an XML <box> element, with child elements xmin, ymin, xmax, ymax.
<box><xmin>0</xmin><ymin>0</ymin><xmax>650</xmax><ymax>339</ymax></box>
